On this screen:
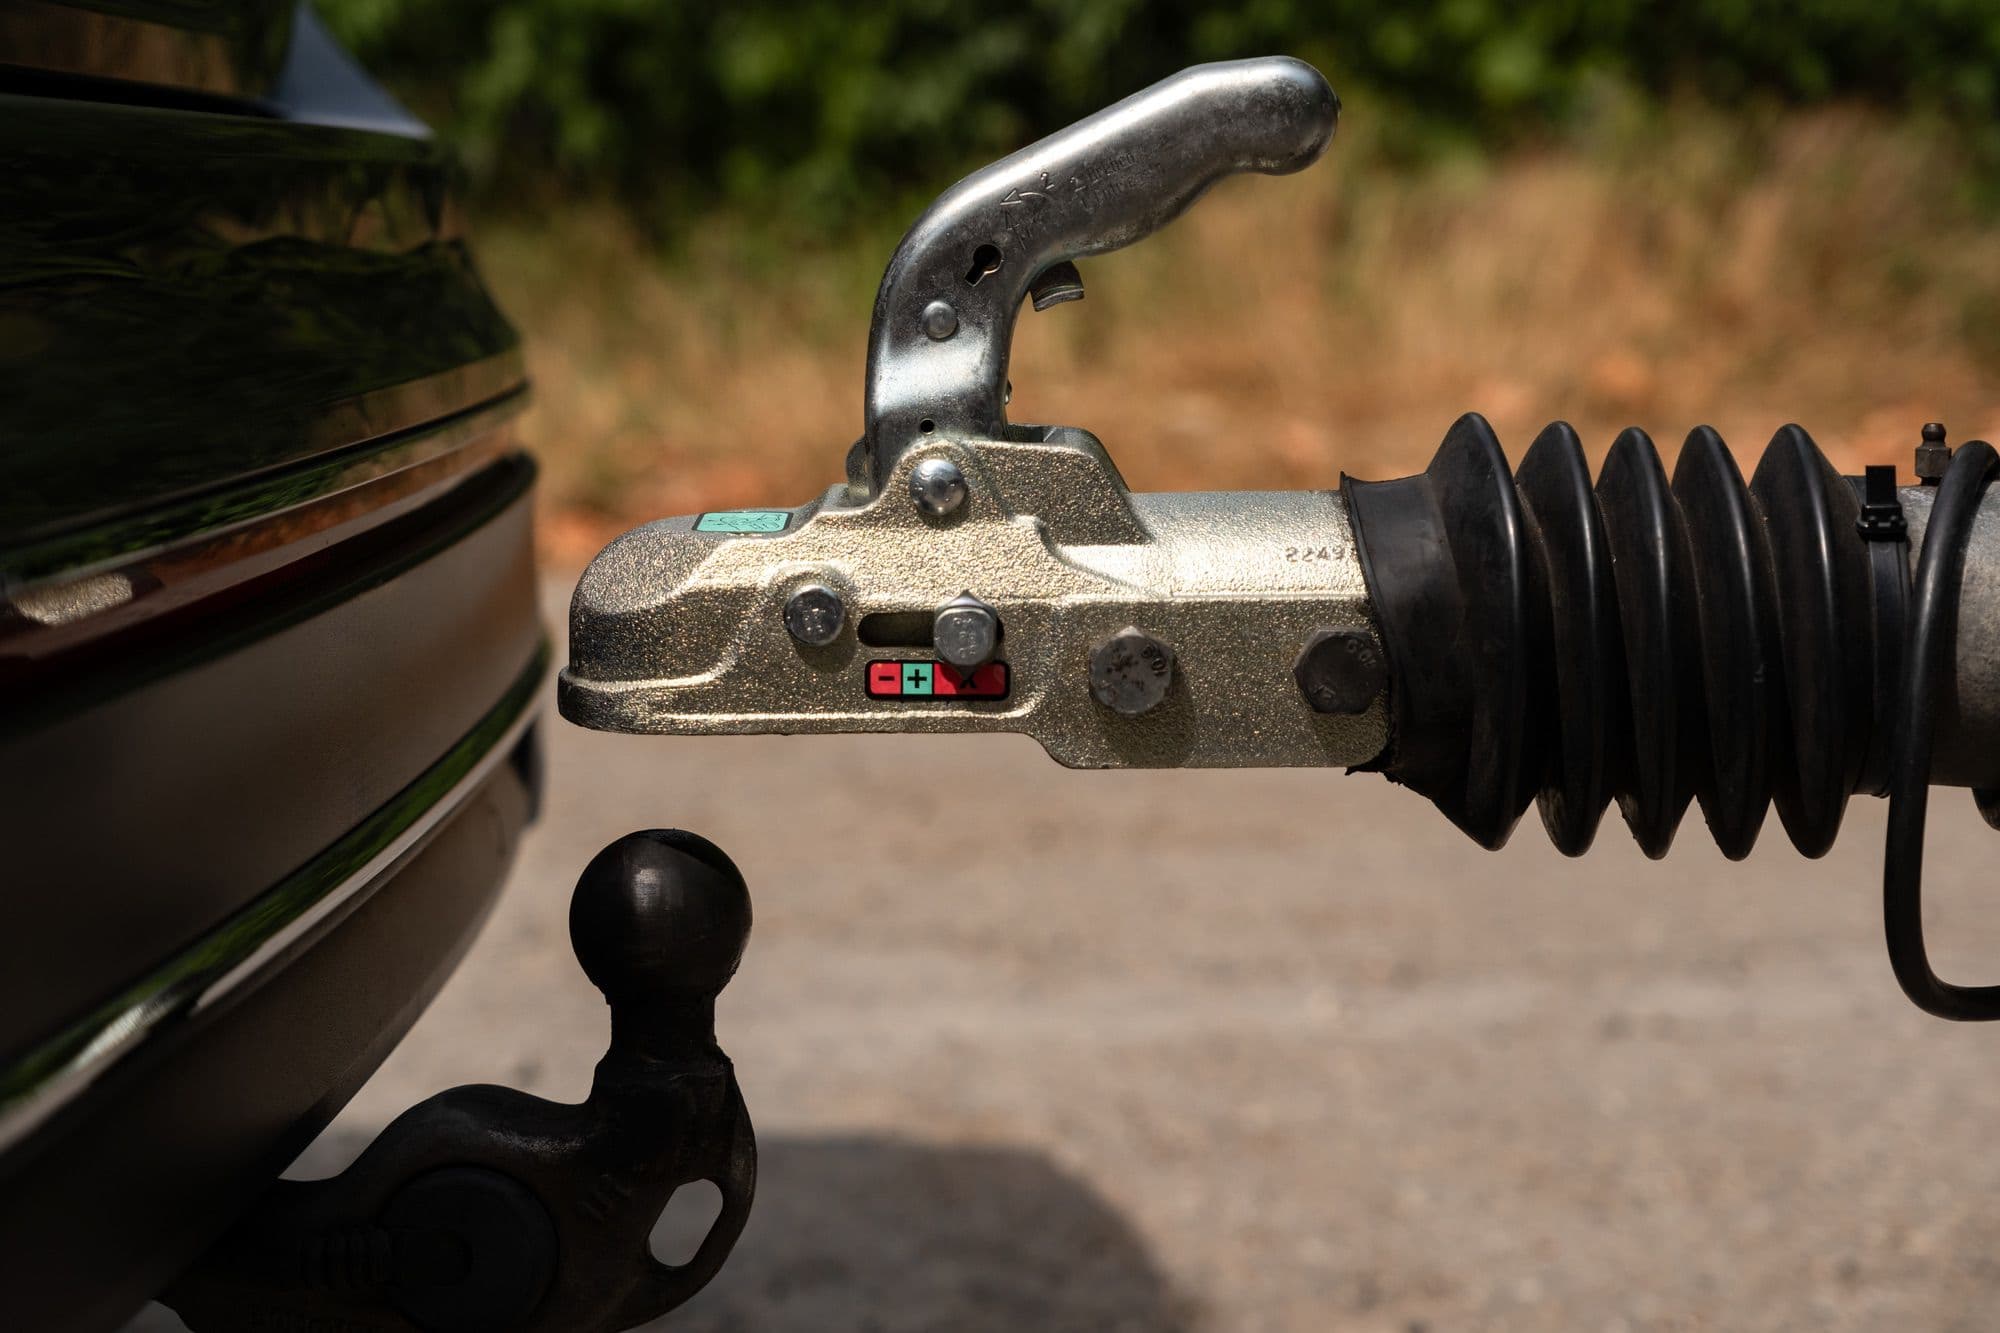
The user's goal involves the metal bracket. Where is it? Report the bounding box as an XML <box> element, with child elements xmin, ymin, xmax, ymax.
<box><xmin>163</xmin><ymin>831</ymin><xmax>757</xmax><ymax>1333</ymax></box>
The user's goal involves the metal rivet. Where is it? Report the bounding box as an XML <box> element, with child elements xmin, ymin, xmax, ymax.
<box><xmin>921</xmin><ymin>300</ymin><xmax>958</xmax><ymax>341</ymax></box>
<box><xmin>908</xmin><ymin>458</ymin><xmax>967</xmax><ymax>517</ymax></box>
<box><xmin>1089</xmin><ymin>626</ymin><xmax>1175</xmax><ymax>716</ymax></box>
<box><xmin>1293</xmin><ymin>627</ymin><xmax>1384</xmax><ymax>714</ymax></box>
<box><xmin>783</xmin><ymin>584</ymin><xmax>846</xmax><ymax>647</ymax></box>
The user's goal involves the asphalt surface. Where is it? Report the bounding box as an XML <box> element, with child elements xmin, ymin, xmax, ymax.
<box><xmin>135</xmin><ymin>576</ymin><xmax>2000</xmax><ymax>1332</ymax></box>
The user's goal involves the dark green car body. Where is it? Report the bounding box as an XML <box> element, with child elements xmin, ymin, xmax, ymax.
<box><xmin>0</xmin><ymin>5</ymin><xmax>544</xmax><ymax>1326</ymax></box>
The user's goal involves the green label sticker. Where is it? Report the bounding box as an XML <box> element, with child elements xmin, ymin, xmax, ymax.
<box><xmin>901</xmin><ymin>662</ymin><xmax>934</xmax><ymax>696</ymax></box>
<box><xmin>695</xmin><ymin>510</ymin><xmax>790</xmax><ymax>534</ymax></box>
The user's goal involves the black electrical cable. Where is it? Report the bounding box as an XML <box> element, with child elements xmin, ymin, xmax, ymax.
<box><xmin>1884</xmin><ymin>439</ymin><xmax>1999</xmax><ymax>1020</ymax></box>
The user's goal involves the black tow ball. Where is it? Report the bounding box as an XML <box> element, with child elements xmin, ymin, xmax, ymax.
<box><xmin>165</xmin><ymin>830</ymin><xmax>757</xmax><ymax>1333</ymax></box>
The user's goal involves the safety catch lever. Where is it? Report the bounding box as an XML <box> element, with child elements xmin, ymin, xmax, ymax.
<box><xmin>856</xmin><ymin>55</ymin><xmax>1337</xmax><ymax>493</ymax></box>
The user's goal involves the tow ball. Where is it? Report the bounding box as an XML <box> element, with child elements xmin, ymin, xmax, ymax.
<box><xmin>164</xmin><ymin>832</ymin><xmax>756</xmax><ymax>1331</ymax></box>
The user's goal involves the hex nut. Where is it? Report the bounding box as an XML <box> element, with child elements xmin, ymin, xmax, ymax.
<box><xmin>933</xmin><ymin>594</ymin><xmax>1000</xmax><ymax>669</ymax></box>
<box><xmin>1089</xmin><ymin>626</ymin><xmax>1175</xmax><ymax>716</ymax></box>
<box><xmin>783</xmin><ymin>584</ymin><xmax>846</xmax><ymax>648</ymax></box>
<box><xmin>1293</xmin><ymin>627</ymin><xmax>1385</xmax><ymax>715</ymax></box>
<box><xmin>1916</xmin><ymin>421</ymin><xmax>1951</xmax><ymax>485</ymax></box>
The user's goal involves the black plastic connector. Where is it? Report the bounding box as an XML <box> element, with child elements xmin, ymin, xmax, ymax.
<box><xmin>1856</xmin><ymin>464</ymin><xmax>1908</xmax><ymax>542</ymax></box>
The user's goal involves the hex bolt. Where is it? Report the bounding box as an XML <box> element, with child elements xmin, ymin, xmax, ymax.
<box><xmin>783</xmin><ymin>584</ymin><xmax>846</xmax><ymax>648</ymax></box>
<box><xmin>933</xmin><ymin>593</ymin><xmax>1000</xmax><ymax>669</ymax></box>
<box><xmin>1089</xmin><ymin>626</ymin><xmax>1175</xmax><ymax>716</ymax></box>
<box><xmin>1293</xmin><ymin>627</ymin><xmax>1386</xmax><ymax>715</ymax></box>
<box><xmin>921</xmin><ymin>300</ymin><xmax>958</xmax><ymax>341</ymax></box>
<box><xmin>908</xmin><ymin>457</ymin><xmax>968</xmax><ymax>517</ymax></box>
<box><xmin>1916</xmin><ymin>422</ymin><xmax>1951</xmax><ymax>486</ymax></box>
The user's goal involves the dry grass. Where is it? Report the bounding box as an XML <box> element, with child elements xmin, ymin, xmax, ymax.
<box><xmin>480</xmin><ymin>104</ymin><xmax>2000</xmax><ymax>567</ymax></box>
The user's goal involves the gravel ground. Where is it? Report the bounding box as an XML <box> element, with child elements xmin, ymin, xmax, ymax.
<box><xmin>135</xmin><ymin>576</ymin><xmax>2000</xmax><ymax>1332</ymax></box>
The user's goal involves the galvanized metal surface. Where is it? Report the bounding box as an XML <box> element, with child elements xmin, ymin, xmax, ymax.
<box><xmin>561</xmin><ymin>425</ymin><xmax>1386</xmax><ymax>769</ymax></box>
<box><xmin>1901</xmin><ymin>482</ymin><xmax>2000</xmax><ymax>789</ymax></box>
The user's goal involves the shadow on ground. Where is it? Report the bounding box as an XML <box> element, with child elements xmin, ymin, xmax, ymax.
<box><xmin>132</xmin><ymin>1131</ymin><xmax>1190</xmax><ymax>1333</ymax></box>
<box><xmin>646</xmin><ymin>1134</ymin><xmax>1194</xmax><ymax>1332</ymax></box>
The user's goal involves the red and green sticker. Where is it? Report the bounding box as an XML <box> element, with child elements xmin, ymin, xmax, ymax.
<box><xmin>867</xmin><ymin>660</ymin><xmax>1009</xmax><ymax>700</ymax></box>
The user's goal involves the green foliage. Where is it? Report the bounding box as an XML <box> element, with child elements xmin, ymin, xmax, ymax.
<box><xmin>317</xmin><ymin>0</ymin><xmax>2000</xmax><ymax>230</ymax></box>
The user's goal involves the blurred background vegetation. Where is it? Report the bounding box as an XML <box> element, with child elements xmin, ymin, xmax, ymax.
<box><xmin>314</xmin><ymin>0</ymin><xmax>2000</xmax><ymax>562</ymax></box>
<box><xmin>325</xmin><ymin>0</ymin><xmax>2000</xmax><ymax>229</ymax></box>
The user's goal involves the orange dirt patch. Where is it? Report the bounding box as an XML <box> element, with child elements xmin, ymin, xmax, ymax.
<box><xmin>491</xmin><ymin>107</ymin><xmax>2000</xmax><ymax>569</ymax></box>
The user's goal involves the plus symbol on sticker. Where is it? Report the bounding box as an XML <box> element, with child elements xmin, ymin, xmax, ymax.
<box><xmin>901</xmin><ymin>663</ymin><xmax>934</xmax><ymax>695</ymax></box>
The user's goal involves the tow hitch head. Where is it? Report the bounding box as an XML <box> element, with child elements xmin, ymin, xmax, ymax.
<box><xmin>559</xmin><ymin>57</ymin><xmax>1385</xmax><ymax>770</ymax></box>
